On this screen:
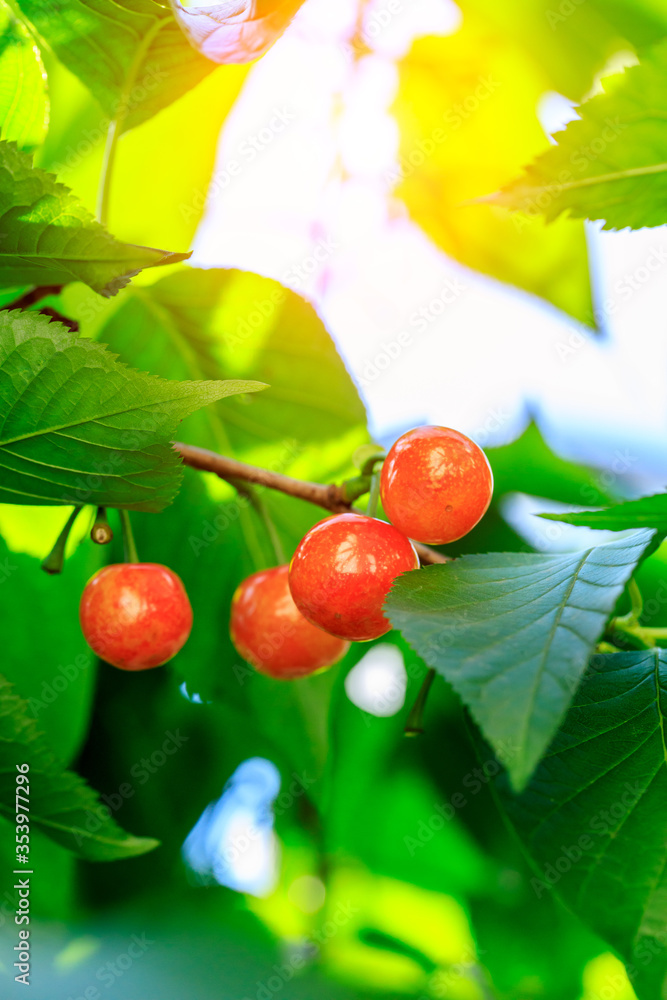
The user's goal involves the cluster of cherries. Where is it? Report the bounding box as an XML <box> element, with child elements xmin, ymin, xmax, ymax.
<box><xmin>79</xmin><ymin>427</ymin><xmax>493</xmax><ymax>676</ymax></box>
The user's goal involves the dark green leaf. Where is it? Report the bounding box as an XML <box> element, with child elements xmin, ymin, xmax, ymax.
<box><xmin>0</xmin><ymin>309</ymin><xmax>265</xmax><ymax>509</ymax></box>
<box><xmin>386</xmin><ymin>529</ymin><xmax>654</xmax><ymax>791</ymax></box>
<box><xmin>171</xmin><ymin>0</ymin><xmax>307</xmax><ymax>64</ymax></box>
<box><xmin>0</xmin><ymin>140</ymin><xmax>192</xmax><ymax>295</ymax></box>
<box><xmin>0</xmin><ymin>1</ymin><xmax>47</xmax><ymax>150</ymax></box>
<box><xmin>14</xmin><ymin>0</ymin><xmax>216</xmax><ymax>132</ymax></box>
<box><xmin>493</xmin><ymin>650</ymin><xmax>667</xmax><ymax>1000</ymax></box>
<box><xmin>0</xmin><ymin>673</ymin><xmax>159</xmax><ymax>860</ymax></box>
<box><xmin>541</xmin><ymin>494</ymin><xmax>667</xmax><ymax>531</ymax></box>
<box><xmin>491</xmin><ymin>40</ymin><xmax>667</xmax><ymax>229</ymax></box>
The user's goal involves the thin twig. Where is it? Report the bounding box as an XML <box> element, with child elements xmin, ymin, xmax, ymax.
<box><xmin>173</xmin><ymin>442</ymin><xmax>450</xmax><ymax>565</ymax></box>
<box><xmin>2</xmin><ymin>285</ymin><xmax>63</xmax><ymax>310</ymax></box>
<box><xmin>37</xmin><ymin>307</ymin><xmax>79</xmax><ymax>332</ymax></box>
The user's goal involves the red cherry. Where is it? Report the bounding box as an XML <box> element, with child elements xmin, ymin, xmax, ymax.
<box><xmin>230</xmin><ymin>565</ymin><xmax>349</xmax><ymax>679</ymax></box>
<box><xmin>288</xmin><ymin>513</ymin><xmax>419</xmax><ymax>642</ymax></box>
<box><xmin>79</xmin><ymin>563</ymin><xmax>192</xmax><ymax>671</ymax></box>
<box><xmin>380</xmin><ymin>425</ymin><xmax>493</xmax><ymax>544</ymax></box>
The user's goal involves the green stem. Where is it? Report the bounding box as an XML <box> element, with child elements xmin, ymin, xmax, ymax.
<box><xmin>91</xmin><ymin>506</ymin><xmax>113</xmax><ymax>545</ymax></box>
<box><xmin>96</xmin><ymin>19</ymin><xmax>162</xmax><ymax>225</ymax></box>
<box><xmin>41</xmin><ymin>507</ymin><xmax>83</xmax><ymax>574</ymax></box>
<box><xmin>366</xmin><ymin>471</ymin><xmax>381</xmax><ymax>518</ymax></box>
<box><xmin>97</xmin><ymin>119</ymin><xmax>121</xmax><ymax>227</ymax></box>
<box><xmin>404</xmin><ymin>668</ymin><xmax>436</xmax><ymax>737</ymax></box>
<box><xmin>120</xmin><ymin>510</ymin><xmax>139</xmax><ymax>563</ymax></box>
<box><xmin>628</xmin><ymin>577</ymin><xmax>644</xmax><ymax>620</ymax></box>
<box><xmin>255</xmin><ymin>497</ymin><xmax>286</xmax><ymax>566</ymax></box>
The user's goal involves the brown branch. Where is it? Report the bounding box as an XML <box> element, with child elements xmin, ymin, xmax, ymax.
<box><xmin>2</xmin><ymin>285</ymin><xmax>63</xmax><ymax>310</ymax></box>
<box><xmin>173</xmin><ymin>441</ymin><xmax>450</xmax><ymax>565</ymax></box>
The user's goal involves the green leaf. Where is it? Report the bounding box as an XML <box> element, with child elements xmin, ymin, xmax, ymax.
<box><xmin>541</xmin><ymin>494</ymin><xmax>667</xmax><ymax>531</ymax></box>
<box><xmin>0</xmin><ymin>140</ymin><xmax>192</xmax><ymax>295</ymax></box>
<box><xmin>491</xmin><ymin>40</ymin><xmax>667</xmax><ymax>229</ymax></box>
<box><xmin>0</xmin><ymin>672</ymin><xmax>159</xmax><ymax>860</ymax></box>
<box><xmin>14</xmin><ymin>0</ymin><xmax>217</xmax><ymax>133</ymax></box>
<box><xmin>94</xmin><ymin>267</ymin><xmax>368</xmax><ymax>461</ymax></box>
<box><xmin>393</xmin><ymin>23</ymin><xmax>594</xmax><ymax>324</ymax></box>
<box><xmin>457</xmin><ymin>0</ymin><xmax>667</xmax><ymax>101</ymax></box>
<box><xmin>386</xmin><ymin>529</ymin><xmax>655</xmax><ymax>791</ymax></box>
<box><xmin>0</xmin><ymin>309</ymin><xmax>265</xmax><ymax>509</ymax></box>
<box><xmin>0</xmin><ymin>0</ymin><xmax>48</xmax><ymax>151</ymax></box>
<box><xmin>486</xmin><ymin>422</ymin><xmax>616</xmax><ymax>507</ymax></box>
<box><xmin>493</xmin><ymin>650</ymin><xmax>667</xmax><ymax>1000</ymax></box>
<box><xmin>171</xmin><ymin>0</ymin><xmax>307</xmax><ymax>64</ymax></box>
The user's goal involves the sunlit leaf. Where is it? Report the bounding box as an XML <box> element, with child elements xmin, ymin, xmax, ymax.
<box><xmin>393</xmin><ymin>24</ymin><xmax>593</xmax><ymax>324</ymax></box>
<box><xmin>492</xmin><ymin>41</ymin><xmax>667</xmax><ymax>230</ymax></box>
<box><xmin>0</xmin><ymin>309</ymin><xmax>265</xmax><ymax>509</ymax></box>
<box><xmin>0</xmin><ymin>0</ymin><xmax>47</xmax><ymax>151</ymax></box>
<box><xmin>14</xmin><ymin>0</ymin><xmax>217</xmax><ymax>132</ymax></box>
<box><xmin>0</xmin><ymin>140</ymin><xmax>192</xmax><ymax>295</ymax></box>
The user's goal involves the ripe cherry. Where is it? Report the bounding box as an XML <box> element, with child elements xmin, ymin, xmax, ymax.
<box><xmin>288</xmin><ymin>513</ymin><xmax>419</xmax><ymax>642</ymax></box>
<box><xmin>80</xmin><ymin>563</ymin><xmax>193</xmax><ymax>671</ymax></box>
<box><xmin>380</xmin><ymin>425</ymin><xmax>493</xmax><ymax>545</ymax></box>
<box><xmin>230</xmin><ymin>565</ymin><xmax>349</xmax><ymax>679</ymax></box>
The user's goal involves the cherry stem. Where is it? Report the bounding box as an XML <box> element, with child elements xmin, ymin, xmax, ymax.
<box><xmin>366</xmin><ymin>471</ymin><xmax>381</xmax><ymax>518</ymax></box>
<box><xmin>254</xmin><ymin>496</ymin><xmax>286</xmax><ymax>566</ymax></box>
<box><xmin>41</xmin><ymin>506</ymin><xmax>83</xmax><ymax>574</ymax></box>
<box><xmin>119</xmin><ymin>510</ymin><xmax>139</xmax><ymax>563</ymax></box>
<box><xmin>91</xmin><ymin>507</ymin><xmax>113</xmax><ymax>545</ymax></box>
<box><xmin>173</xmin><ymin>442</ymin><xmax>449</xmax><ymax>566</ymax></box>
<box><xmin>404</xmin><ymin>668</ymin><xmax>436</xmax><ymax>737</ymax></box>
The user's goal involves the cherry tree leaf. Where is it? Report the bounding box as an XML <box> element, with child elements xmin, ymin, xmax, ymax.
<box><xmin>14</xmin><ymin>0</ymin><xmax>217</xmax><ymax>132</ymax></box>
<box><xmin>386</xmin><ymin>529</ymin><xmax>655</xmax><ymax>791</ymax></box>
<box><xmin>541</xmin><ymin>494</ymin><xmax>667</xmax><ymax>532</ymax></box>
<box><xmin>0</xmin><ymin>673</ymin><xmax>159</xmax><ymax>861</ymax></box>
<box><xmin>0</xmin><ymin>140</ymin><xmax>191</xmax><ymax>296</ymax></box>
<box><xmin>0</xmin><ymin>309</ymin><xmax>266</xmax><ymax>510</ymax></box>
<box><xmin>491</xmin><ymin>650</ymin><xmax>667</xmax><ymax>1000</ymax></box>
<box><xmin>491</xmin><ymin>40</ymin><xmax>667</xmax><ymax>230</ymax></box>
<box><xmin>0</xmin><ymin>1</ymin><xmax>47</xmax><ymax>151</ymax></box>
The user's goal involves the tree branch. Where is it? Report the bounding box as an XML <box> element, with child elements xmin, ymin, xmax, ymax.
<box><xmin>2</xmin><ymin>285</ymin><xmax>63</xmax><ymax>310</ymax></box>
<box><xmin>173</xmin><ymin>441</ymin><xmax>451</xmax><ymax>565</ymax></box>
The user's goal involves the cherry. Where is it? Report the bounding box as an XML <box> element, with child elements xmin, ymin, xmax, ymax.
<box><xmin>380</xmin><ymin>425</ymin><xmax>493</xmax><ymax>544</ymax></box>
<box><xmin>79</xmin><ymin>563</ymin><xmax>193</xmax><ymax>671</ymax></box>
<box><xmin>230</xmin><ymin>565</ymin><xmax>349</xmax><ymax>679</ymax></box>
<box><xmin>288</xmin><ymin>512</ymin><xmax>419</xmax><ymax>642</ymax></box>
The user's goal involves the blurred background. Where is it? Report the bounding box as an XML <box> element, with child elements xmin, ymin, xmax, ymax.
<box><xmin>1</xmin><ymin>0</ymin><xmax>665</xmax><ymax>996</ymax></box>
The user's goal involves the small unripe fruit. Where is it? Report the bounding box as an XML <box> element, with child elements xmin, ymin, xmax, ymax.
<box><xmin>80</xmin><ymin>563</ymin><xmax>192</xmax><ymax>670</ymax></box>
<box><xmin>380</xmin><ymin>425</ymin><xmax>493</xmax><ymax>544</ymax></box>
<box><xmin>288</xmin><ymin>513</ymin><xmax>419</xmax><ymax>642</ymax></box>
<box><xmin>230</xmin><ymin>565</ymin><xmax>349</xmax><ymax>679</ymax></box>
